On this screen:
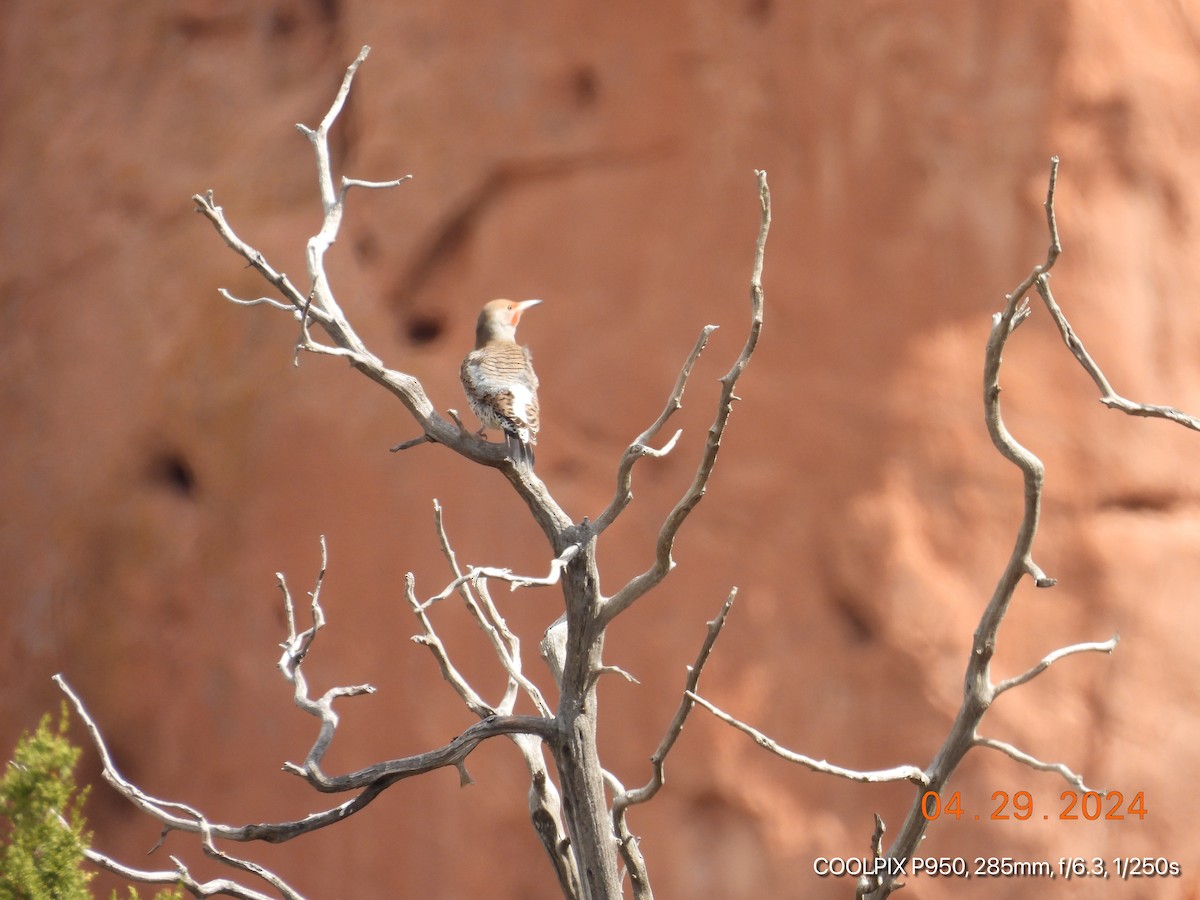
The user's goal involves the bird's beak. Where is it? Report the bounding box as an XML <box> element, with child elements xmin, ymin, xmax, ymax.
<box><xmin>513</xmin><ymin>298</ymin><xmax>542</xmax><ymax>322</ymax></box>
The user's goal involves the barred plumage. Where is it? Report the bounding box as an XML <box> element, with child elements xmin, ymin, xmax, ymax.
<box><xmin>461</xmin><ymin>299</ymin><xmax>541</xmax><ymax>467</ymax></box>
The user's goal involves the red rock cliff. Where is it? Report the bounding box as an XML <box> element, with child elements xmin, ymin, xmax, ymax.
<box><xmin>3</xmin><ymin>2</ymin><xmax>1199</xmax><ymax>898</ymax></box>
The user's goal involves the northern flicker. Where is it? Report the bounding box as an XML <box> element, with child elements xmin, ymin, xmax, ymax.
<box><xmin>461</xmin><ymin>298</ymin><xmax>542</xmax><ymax>467</ymax></box>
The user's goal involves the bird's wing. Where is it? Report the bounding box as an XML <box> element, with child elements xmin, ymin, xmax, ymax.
<box><xmin>462</xmin><ymin>344</ymin><xmax>539</xmax><ymax>440</ymax></box>
<box><xmin>467</xmin><ymin>344</ymin><xmax>535</xmax><ymax>385</ymax></box>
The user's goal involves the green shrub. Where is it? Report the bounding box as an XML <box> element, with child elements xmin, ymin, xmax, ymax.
<box><xmin>0</xmin><ymin>706</ymin><xmax>181</xmax><ymax>900</ymax></box>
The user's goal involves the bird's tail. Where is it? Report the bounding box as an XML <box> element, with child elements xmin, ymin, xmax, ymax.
<box><xmin>505</xmin><ymin>430</ymin><xmax>536</xmax><ymax>469</ymax></box>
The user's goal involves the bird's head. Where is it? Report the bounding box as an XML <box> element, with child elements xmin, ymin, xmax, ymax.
<box><xmin>475</xmin><ymin>298</ymin><xmax>542</xmax><ymax>345</ymax></box>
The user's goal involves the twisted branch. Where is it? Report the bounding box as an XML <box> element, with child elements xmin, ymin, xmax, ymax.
<box><xmin>860</xmin><ymin>156</ymin><xmax>1068</xmax><ymax>899</ymax></box>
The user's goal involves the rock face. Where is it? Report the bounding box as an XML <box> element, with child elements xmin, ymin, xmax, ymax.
<box><xmin>3</xmin><ymin>3</ymin><xmax>1200</xmax><ymax>898</ymax></box>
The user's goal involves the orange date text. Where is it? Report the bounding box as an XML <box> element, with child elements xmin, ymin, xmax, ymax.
<box><xmin>920</xmin><ymin>790</ymin><xmax>1147</xmax><ymax>822</ymax></box>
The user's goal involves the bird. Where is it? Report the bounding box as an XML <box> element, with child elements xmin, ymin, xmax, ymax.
<box><xmin>461</xmin><ymin>298</ymin><xmax>542</xmax><ymax>467</ymax></box>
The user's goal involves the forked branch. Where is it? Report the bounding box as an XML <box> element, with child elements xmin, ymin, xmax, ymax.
<box><xmin>592</xmin><ymin>326</ymin><xmax>717</xmax><ymax>535</ymax></box>
<box><xmin>860</xmin><ymin>159</ymin><xmax>1200</xmax><ymax>898</ymax></box>
<box><xmin>52</xmin><ymin>540</ymin><xmax>556</xmax><ymax>894</ymax></box>
<box><xmin>601</xmin><ymin>170</ymin><xmax>770</xmax><ymax>625</ymax></box>
<box><xmin>83</xmin><ymin>839</ymin><xmax>304</xmax><ymax>900</ymax></box>
<box><xmin>406</xmin><ymin>504</ymin><xmax>578</xmax><ymax>896</ymax></box>
<box><xmin>190</xmin><ymin>46</ymin><xmax>573</xmax><ymax>541</ymax></box>
<box><xmin>859</xmin><ymin>156</ymin><xmax>1073</xmax><ymax>899</ymax></box>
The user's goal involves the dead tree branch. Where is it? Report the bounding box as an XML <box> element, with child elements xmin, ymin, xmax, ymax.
<box><xmin>413</xmin><ymin>541</ymin><xmax>582</xmax><ymax>613</ymax></box>
<box><xmin>191</xmin><ymin>47</ymin><xmax>573</xmax><ymax>544</ymax></box>
<box><xmin>614</xmin><ymin>590</ymin><xmax>739</xmax><ymax>810</ymax></box>
<box><xmin>973</xmin><ymin>736</ymin><xmax>1089</xmax><ymax>792</ymax></box>
<box><xmin>53</xmin><ymin>543</ymin><xmax>555</xmax><ymax>864</ymax></box>
<box><xmin>274</xmin><ymin>536</ymin><xmax>377</xmax><ymax>786</ymax></box>
<box><xmin>993</xmin><ymin>635</ymin><xmax>1119</xmax><ymax>697</ymax></box>
<box><xmin>406</xmin><ymin>504</ymin><xmax>579</xmax><ymax>896</ymax></box>
<box><xmin>83</xmin><ymin>842</ymin><xmax>303</xmax><ymax>900</ymax></box>
<box><xmin>688</xmin><ymin>693</ymin><xmax>928</xmax><ymax>786</ymax></box>
<box><xmin>857</xmin><ymin>155</ymin><xmax>1073</xmax><ymax>899</ymax></box>
<box><xmin>610</xmin><ymin>590</ymin><xmax>738</xmax><ymax>900</ymax></box>
<box><xmin>600</xmin><ymin>170</ymin><xmax>770</xmax><ymax>626</ymax></box>
<box><xmin>858</xmin><ymin>158</ymin><xmax>1200</xmax><ymax>898</ymax></box>
<box><xmin>1035</xmin><ymin>273</ymin><xmax>1200</xmax><ymax>430</ymax></box>
<box><xmin>592</xmin><ymin>326</ymin><xmax>716</xmax><ymax>536</ymax></box>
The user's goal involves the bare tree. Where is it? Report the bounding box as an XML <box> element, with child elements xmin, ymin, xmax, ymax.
<box><xmin>55</xmin><ymin>47</ymin><xmax>1196</xmax><ymax>900</ymax></box>
<box><xmin>57</xmin><ymin>46</ymin><xmax>769</xmax><ymax>900</ymax></box>
<box><xmin>688</xmin><ymin>157</ymin><xmax>1200</xmax><ymax>899</ymax></box>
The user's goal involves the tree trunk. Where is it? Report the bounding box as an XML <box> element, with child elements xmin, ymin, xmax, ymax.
<box><xmin>553</xmin><ymin>535</ymin><xmax>621</xmax><ymax>899</ymax></box>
